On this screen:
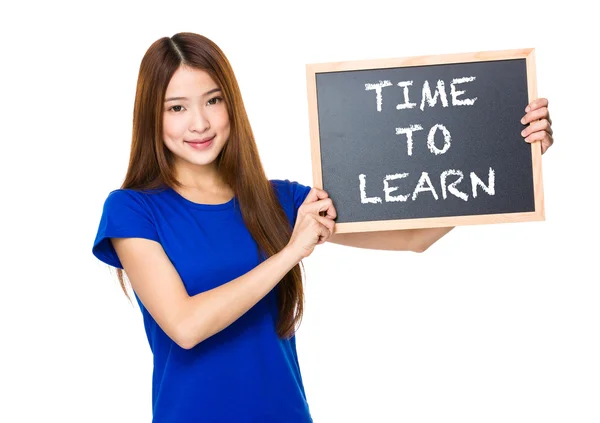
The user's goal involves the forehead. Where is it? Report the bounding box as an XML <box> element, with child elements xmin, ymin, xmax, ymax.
<box><xmin>165</xmin><ymin>66</ymin><xmax>218</xmax><ymax>96</ymax></box>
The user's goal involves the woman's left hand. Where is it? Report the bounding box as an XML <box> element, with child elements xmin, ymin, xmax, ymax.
<box><xmin>521</xmin><ymin>98</ymin><xmax>554</xmax><ymax>154</ymax></box>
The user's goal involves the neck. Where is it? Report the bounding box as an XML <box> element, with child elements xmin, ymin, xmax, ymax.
<box><xmin>174</xmin><ymin>160</ymin><xmax>227</xmax><ymax>191</ymax></box>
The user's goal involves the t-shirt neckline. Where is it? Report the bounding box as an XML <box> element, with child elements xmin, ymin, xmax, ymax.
<box><xmin>166</xmin><ymin>187</ymin><xmax>235</xmax><ymax>210</ymax></box>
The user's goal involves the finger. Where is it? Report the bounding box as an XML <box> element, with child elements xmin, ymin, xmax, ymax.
<box><xmin>541</xmin><ymin>134</ymin><xmax>554</xmax><ymax>154</ymax></box>
<box><xmin>307</xmin><ymin>217</ymin><xmax>329</xmax><ymax>246</ymax></box>
<box><xmin>521</xmin><ymin>119</ymin><xmax>553</xmax><ymax>138</ymax></box>
<box><xmin>317</xmin><ymin>213</ymin><xmax>336</xmax><ymax>234</ymax></box>
<box><xmin>314</xmin><ymin>215</ymin><xmax>335</xmax><ymax>244</ymax></box>
<box><xmin>524</xmin><ymin>130</ymin><xmax>552</xmax><ymax>146</ymax></box>
<box><xmin>525</xmin><ymin>97</ymin><xmax>548</xmax><ymax>113</ymax></box>
<box><xmin>521</xmin><ymin>107</ymin><xmax>548</xmax><ymax>125</ymax></box>
<box><xmin>303</xmin><ymin>187</ymin><xmax>329</xmax><ymax>204</ymax></box>
<box><xmin>303</xmin><ymin>198</ymin><xmax>337</xmax><ymax>219</ymax></box>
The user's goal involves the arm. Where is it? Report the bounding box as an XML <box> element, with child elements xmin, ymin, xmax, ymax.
<box><xmin>328</xmin><ymin>226</ymin><xmax>454</xmax><ymax>252</ymax></box>
<box><xmin>112</xmin><ymin>237</ymin><xmax>300</xmax><ymax>350</ymax></box>
<box><xmin>110</xmin><ymin>188</ymin><xmax>336</xmax><ymax>350</ymax></box>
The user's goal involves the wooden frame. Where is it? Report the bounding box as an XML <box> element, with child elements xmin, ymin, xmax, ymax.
<box><xmin>305</xmin><ymin>48</ymin><xmax>544</xmax><ymax>233</ymax></box>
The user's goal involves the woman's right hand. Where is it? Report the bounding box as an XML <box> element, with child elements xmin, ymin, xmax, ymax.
<box><xmin>284</xmin><ymin>187</ymin><xmax>337</xmax><ymax>261</ymax></box>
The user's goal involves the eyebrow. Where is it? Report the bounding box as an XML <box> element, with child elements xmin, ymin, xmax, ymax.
<box><xmin>164</xmin><ymin>88</ymin><xmax>222</xmax><ymax>102</ymax></box>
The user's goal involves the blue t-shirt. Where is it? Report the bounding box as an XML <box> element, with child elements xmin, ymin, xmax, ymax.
<box><xmin>92</xmin><ymin>179</ymin><xmax>312</xmax><ymax>423</ymax></box>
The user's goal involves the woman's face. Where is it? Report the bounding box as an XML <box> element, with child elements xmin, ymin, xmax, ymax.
<box><xmin>162</xmin><ymin>66</ymin><xmax>230</xmax><ymax>169</ymax></box>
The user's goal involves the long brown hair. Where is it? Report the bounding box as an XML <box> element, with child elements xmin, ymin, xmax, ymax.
<box><xmin>116</xmin><ymin>32</ymin><xmax>303</xmax><ymax>339</ymax></box>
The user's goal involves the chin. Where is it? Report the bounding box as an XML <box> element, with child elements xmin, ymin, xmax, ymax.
<box><xmin>187</xmin><ymin>154</ymin><xmax>220</xmax><ymax>167</ymax></box>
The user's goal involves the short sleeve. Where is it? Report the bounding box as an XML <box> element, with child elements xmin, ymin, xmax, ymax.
<box><xmin>288</xmin><ymin>180</ymin><xmax>312</xmax><ymax>212</ymax></box>
<box><xmin>270</xmin><ymin>179</ymin><xmax>312</xmax><ymax>226</ymax></box>
<box><xmin>92</xmin><ymin>189</ymin><xmax>160</xmax><ymax>269</ymax></box>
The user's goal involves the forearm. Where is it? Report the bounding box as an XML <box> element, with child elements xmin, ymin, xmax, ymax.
<box><xmin>177</xmin><ymin>247</ymin><xmax>299</xmax><ymax>348</ymax></box>
<box><xmin>329</xmin><ymin>226</ymin><xmax>454</xmax><ymax>252</ymax></box>
<box><xmin>410</xmin><ymin>226</ymin><xmax>454</xmax><ymax>252</ymax></box>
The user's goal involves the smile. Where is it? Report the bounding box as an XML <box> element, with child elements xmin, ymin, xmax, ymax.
<box><xmin>185</xmin><ymin>136</ymin><xmax>215</xmax><ymax>150</ymax></box>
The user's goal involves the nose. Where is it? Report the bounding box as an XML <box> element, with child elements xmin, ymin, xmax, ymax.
<box><xmin>189</xmin><ymin>108</ymin><xmax>210</xmax><ymax>133</ymax></box>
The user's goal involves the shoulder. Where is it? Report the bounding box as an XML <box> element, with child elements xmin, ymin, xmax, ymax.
<box><xmin>102</xmin><ymin>187</ymin><xmax>166</xmax><ymax>212</ymax></box>
<box><xmin>103</xmin><ymin>187</ymin><xmax>158</xmax><ymax>202</ymax></box>
<box><xmin>93</xmin><ymin>188</ymin><xmax>163</xmax><ymax>268</ymax></box>
<box><xmin>96</xmin><ymin>187</ymin><xmax>163</xmax><ymax>241</ymax></box>
<box><xmin>269</xmin><ymin>179</ymin><xmax>312</xmax><ymax>209</ymax></box>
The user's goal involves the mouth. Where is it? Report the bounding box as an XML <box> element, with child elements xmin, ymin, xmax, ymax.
<box><xmin>185</xmin><ymin>136</ymin><xmax>215</xmax><ymax>149</ymax></box>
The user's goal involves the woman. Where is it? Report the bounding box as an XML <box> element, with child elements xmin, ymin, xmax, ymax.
<box><xmin>92</xmin><ymin>32</ymin><xmax>554</xmax><ymax>422</ymax></box>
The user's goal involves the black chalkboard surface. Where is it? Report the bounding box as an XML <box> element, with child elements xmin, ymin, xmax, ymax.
<box><xmin>306</xmin><ymin>49</ymin><xmax>544</xmax><ymax>233</ymax></box>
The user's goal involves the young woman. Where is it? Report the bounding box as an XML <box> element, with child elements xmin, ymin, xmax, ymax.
<box><xmin>92</xmin><ymin>32</ymin><xmax>554</xmax><ymax>422</ymax></box>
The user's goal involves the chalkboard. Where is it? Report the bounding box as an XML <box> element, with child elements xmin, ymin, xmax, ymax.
<box><xmin>305</xmin><ymin>49</ymin><xmax>544</xmax><ymax>233</ymax></box>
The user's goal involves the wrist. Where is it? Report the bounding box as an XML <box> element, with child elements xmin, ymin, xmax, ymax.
<box><xmin>278</xmin><ymin>245</ymin><xmax>302</xmax><ymax>267</ymax></box>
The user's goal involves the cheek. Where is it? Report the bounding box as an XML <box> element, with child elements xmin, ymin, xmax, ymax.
<box><xmin>217</xmin><ymin>111</ymin><xmax>231</xmax><ymax>135</ymax></box>
<box><xmin>162</xmin><ymin>117</ymin><xmax>173</xmax><ymax>140</ymax></box>
<box><xmin>163</xmin><ymin>116</ymin><xmax>185</xmax><ymax>140</ymax></box>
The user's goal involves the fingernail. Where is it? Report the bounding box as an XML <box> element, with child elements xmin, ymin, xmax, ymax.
<box><xmin>521</xmin><ymin>118</ymin><xmax>525</xmax><ymax>124</ymax></box>
<box><xmin>521</xmin><ymin>130</ymin><xmax>526</xmax><ymax>136</ymax></box>
<box><xmin>525</xmin><ymin>106</ymin><xmax>530</xmax><ymax>112</ymax></box>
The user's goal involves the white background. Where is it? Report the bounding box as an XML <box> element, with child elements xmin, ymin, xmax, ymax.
<box><xmin>2</xmin><ymin>1</ymin><xmax>598</xmax><ymax>422</ymax></box>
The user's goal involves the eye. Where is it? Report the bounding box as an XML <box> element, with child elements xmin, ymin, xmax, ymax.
<box><xmin>207</xmin><ymin>96</ymin><xmax>222</xmax><ymax>106</ymax></box>
<box><xmin>169</xmin><ymin>105</ymin><xmax>185</xmax><ymax>112</ymax></box>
